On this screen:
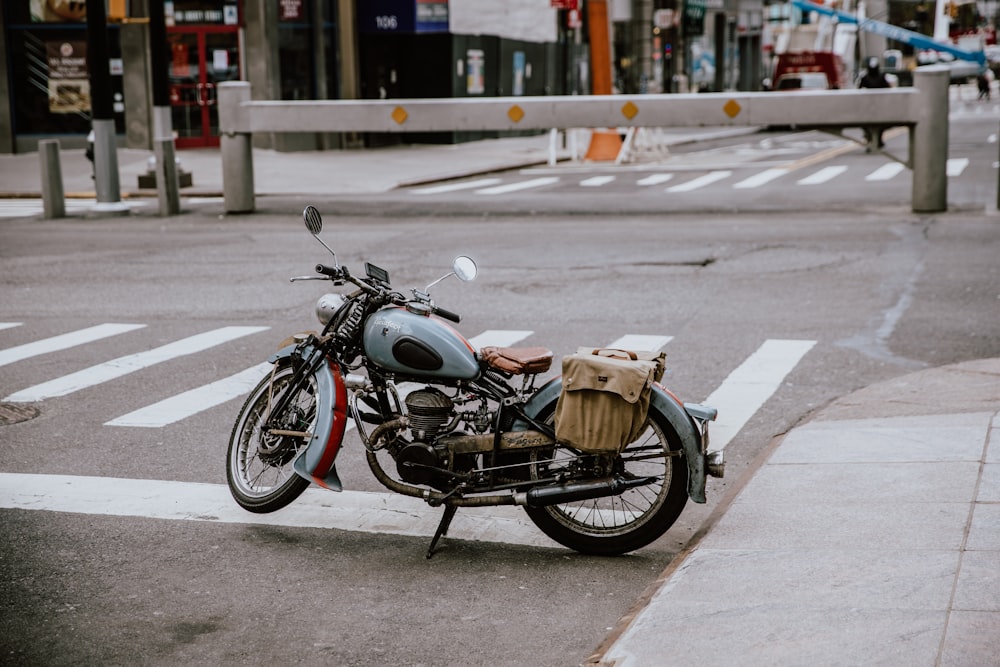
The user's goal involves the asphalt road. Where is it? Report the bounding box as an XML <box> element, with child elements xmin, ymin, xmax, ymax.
<box><xmin>1</xmin><ymin>111</ymin><xmax>999</xmax><ymax>666</ymax></box>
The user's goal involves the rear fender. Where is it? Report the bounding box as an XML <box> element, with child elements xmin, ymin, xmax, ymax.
<box><xmin>269</xmin><ymin>344</ymin><xmax>348</xmax><ymax>491</ymax></box>
<box><xmin>516</xmin><ymin>377</ymin><xmax>708</xmax><ymax>504</ymax></box>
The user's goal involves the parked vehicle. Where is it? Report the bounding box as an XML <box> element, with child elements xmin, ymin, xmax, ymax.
<box><xmin>774</xmin><ymin>71</ymin><xmax>831</xmax><ymax>90</ymax></box>
<box><xmin>771</xmin><ymin>51</ymin><xmax>849</xmax><ymax>89</ymax></box>
<box><xmin>226</xmin><ymin>206</ymin><xmax>723</xmax><ymax>557</ymax></box>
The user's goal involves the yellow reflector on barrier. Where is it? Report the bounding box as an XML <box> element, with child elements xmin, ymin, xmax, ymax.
<box><xmin>391</xmin><ymin>107</ymin><xmax>408</xmax><ymax>125</ymax></box>
<box><xmin>508</xmin><ymin>105</ymin><xmax>525</xmax><ymax>123</ymax></box>
<box><xmin>621</xmin><ymin>101</ymin><xmax>639</xmax><ymax>120</ymax></box>
<box><xmin>723</xmin><ymin>100</ymin><xmax>742</xmax><ymax>118</ymax></box>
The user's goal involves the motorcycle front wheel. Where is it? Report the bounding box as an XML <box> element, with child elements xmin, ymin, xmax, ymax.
<box><xmin>523</xmin><ymin>405</ymin><xmax>689</xmax><ymax>556</ymax></box>
<box><xmin>226</xmin><ymin>362</ymin><xmax>313</xmax><ymax>513</ymax></box>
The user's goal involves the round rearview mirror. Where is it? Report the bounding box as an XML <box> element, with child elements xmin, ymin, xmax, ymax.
<box><xmin>453</xmin><ymin>256</ymin><xmax>477</xmax><ymax>282</ymax></box>
<box><xmin>303</xmin><ymin>205</ymin><xmax>323</xmax><ymax>235</ymax></box>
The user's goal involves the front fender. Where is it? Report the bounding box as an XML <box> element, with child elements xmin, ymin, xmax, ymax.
<box><xmin>517</xmin><ymin>377</ymin><xmax>708</xmax><ymax>504</ymax></box>
<box><xmin>269</xmin><ymin>344</ymin><xmax>348</xmax><ymax>491</ymax></box>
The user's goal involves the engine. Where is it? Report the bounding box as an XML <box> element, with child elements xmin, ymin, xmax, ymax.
<box><xmin>405</xmin><ymin>388</ymin><xmax>454</xmax><ymax>440</ymax></box>
<box><xmin>395</xmin><ymin>388</ymin><xmax>455</xmax><ymax>487</ymax></box>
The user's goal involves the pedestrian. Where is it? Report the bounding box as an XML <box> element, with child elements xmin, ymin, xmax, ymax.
<box><xmin>977</xmin><ymin>70</ymin><xmax>992</xmax><ymax>100</ymax></box>
<box><xmin>858</xmin><ymin>57</ymin><xmax>890</xmax><ymax>151</ymax></box>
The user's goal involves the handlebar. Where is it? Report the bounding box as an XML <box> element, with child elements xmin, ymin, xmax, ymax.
<box><xmin>306</xmin><ymin>261</ymin><xmax>461</xmax><ymax>322</ymax></box>
<box><xmin>432</xmin><ymin>306</ymin><xmax>461</xmax><ymax>323</ymax></box>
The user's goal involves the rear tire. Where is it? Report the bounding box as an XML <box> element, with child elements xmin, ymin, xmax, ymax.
<box><xmin>523</xmin><ymin>402</ymin><xmax>689</xmax><ymax>555</ymax></box>
<box><xmin>226</xmin><ymin>363</ymin><xmax>313</xmax><ymax>513</ymax></box>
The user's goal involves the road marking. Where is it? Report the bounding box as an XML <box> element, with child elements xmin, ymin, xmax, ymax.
<box><xmin>467</xmin><ymin>330</ymin><xmax>534</xmax><ymax>348</ymax></box>
<box><xmin>702</xmin><ymin>339</ymin><xmax>816</xmax><ymax>450</ymax></box>
<box><xmin>636</xmin><ymin>174</ymin><xmax>674</xmax><ymax>186</ymax></box>
<box><xmin>946</xmin><ymin>158</ymin><xmax>970</xmax><ymax>177</ymax></box>
<box><xmin>733</xmin><ymin>168</ymin><xmax>789</xmax><ymax>189</ymax></box>
<box><xmin>475</xmin><ymin>177</ymin><xmax>560</xmax><ymax>195</ymax></box>
<box><xmin>604</xmin><ymin>334</ymin><xmax>673</xmax><ymax>351</ymax></box>
<box><xmin>105</xmin><ymin>362</ymin><xmax>274</xmax><ymax>427</ymax></box>
<box><xmin>0</xmin><ymin>322</ymin><xmax>24</xmax><ymax>331</ymax></box>
<box><xmin>411</xmin><ymin>178</ymin><xmax>502</xmax><ymax>195</ymax></box>
<box><xmin>667</xmin><ymin>171</ymin><xmax>732</xmax><ymax>193</ymax></box>
<box><xmin>866</xmin><ymin>162</ymin><xmax>906</xmax><ymax>181</ymax></box>
<box><xmin>580</xmin><ymin>176</ymin><xmax>616</xmax><ymax>187</ymax></box>
<box><xmin>797</xmin><ymin>165</ymin><xmax>847</xmax><ymax>185</ymax></box>
<box><xmin>0</xmin><ymin>473</ymin><xmax>556</xmax><ymax>548</ymax></box>
<box><xmin>0</xmin><ymin>323</ymin><xmax>147</xmax><ymax>368</ymax></box>
<box><xmin>4</xmin><ymin>326</ymin><xmax>270</xmax><ymax>402</ymax></box>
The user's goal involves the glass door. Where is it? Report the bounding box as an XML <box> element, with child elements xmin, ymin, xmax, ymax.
<box><xmin>168</xmin><ymin>27</ymin><xmax>240</xmax><ymax>148</ymax></box>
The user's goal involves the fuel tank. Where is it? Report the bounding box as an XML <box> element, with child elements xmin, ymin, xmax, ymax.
<box><xmin>363</xmin><ymin>306</ymin><xmax>480</xmax><ymax>380</ymax></box>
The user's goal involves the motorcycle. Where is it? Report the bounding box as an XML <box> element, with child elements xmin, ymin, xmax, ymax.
<box><xmin>226</xmin><ymin>206</ymin><xmax>724</xmax><ymax>557</ymax></box>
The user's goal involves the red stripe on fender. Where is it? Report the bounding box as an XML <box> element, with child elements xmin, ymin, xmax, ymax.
<box><xmin>314</xmin><ymin>361</ymin><xmax>348</xmax><ymax>477</ymax></box>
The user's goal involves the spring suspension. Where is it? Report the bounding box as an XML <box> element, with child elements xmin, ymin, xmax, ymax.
<box><xmin>335</xmin><ymin>300</ymin><xmax>365</xmax><ymax>352</ymax></box>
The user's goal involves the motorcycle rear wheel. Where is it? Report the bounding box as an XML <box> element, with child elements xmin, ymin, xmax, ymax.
<box><xmin>226</xmin><ymin>362</ymin><xmax>313</xmax><ymax>513</ymax></box>
<box><xmin>523</xmin><ymin>405</ymin><xmax>689</xmax><ymax>556</ymax></box>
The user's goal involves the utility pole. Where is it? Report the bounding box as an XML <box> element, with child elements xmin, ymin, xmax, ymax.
<box><xmin>86</xmin><ymin>0</ymin><xmax>126</xmax><ymax>211</ymax></box>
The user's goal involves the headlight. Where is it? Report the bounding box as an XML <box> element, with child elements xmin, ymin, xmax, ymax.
<box><xmin>315</xmin><ymin>293</ymin><xmax>346</xmax><ymax>326</ymax></box>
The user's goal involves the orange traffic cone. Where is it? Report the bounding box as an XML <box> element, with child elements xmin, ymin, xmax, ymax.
<box><xmin>584</xmin><ymin>129</ymin><xmax>623</xmax><ymax>162</ymax></box>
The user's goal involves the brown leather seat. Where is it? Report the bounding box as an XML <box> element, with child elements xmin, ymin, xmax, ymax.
<box><xmin>480</xmin><ymin>346</ymin><xmax>553</xmax><ymax>375</ymax></box>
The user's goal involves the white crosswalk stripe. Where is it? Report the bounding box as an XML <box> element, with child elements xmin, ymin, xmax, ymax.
<box><xmin>797</xmin><ymin>165</ymin><xmax>848</xmax><ymax>185</ymax></box>
<box><xmin>667</xmin><ymin>170</ymin><xmax>732</xmax><ymax>192</ymax></box>
<box><xmin>0</xmin><ymin>322</ymin><xmax>24</xmax><ymax>331</ymax></box>
<box><xmin>411</xmin><ymin>178</ymin><xmax>502</xmax><ymax>195</ymax></box>
<box><xmin>580</xmin><ymin>175</ymin><xmax>616</xmax><ymax>187</ymax></box>
<box><xmin>0</xmin><ymin>323</ymin><xmax>146</xmax><ymax>368</ymax></box>
<box><xmin>947</xmin><ymin>158</ymin><xmax>970</xmax><ymax>177</ymax></box>
<box><xmin>636</xmin><ymin>173</ymin><xmax>674</xmax><ymax>186</ymax></box>
<box><xmin>3</xmin><ymin>326</ymin><xmax>270</xmax><ymax>402</ymax></box>
<box><xmin>866</xmin><ymin>162</ymin><xmax>906</xmax><ymax>181</ymax></box>
<box><xmin>475</xmin><ymin>177</ymin><xmax>559</xmax><ymax>195</ymax></box>
<box><xmin>733</xmin><ymin>168</ymin><xmax>789</xmax><ymax>189</ymax></box>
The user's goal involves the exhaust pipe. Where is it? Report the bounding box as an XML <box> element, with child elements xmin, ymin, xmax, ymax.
<box><xmin>514</xmin><ymin>476</ymin><xmax>656</xmax><ymax>508</ymax></box>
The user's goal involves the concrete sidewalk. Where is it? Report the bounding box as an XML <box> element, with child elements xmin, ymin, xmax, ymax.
<box><xmin>0</xmin><ymin>128</ymin><xmax>759</xmax><ymax>199</ymax></box>
<box><xmin>589</xmin><ymin>357</ymin><xmax>1000</xmax><ymax>667</ymax></box>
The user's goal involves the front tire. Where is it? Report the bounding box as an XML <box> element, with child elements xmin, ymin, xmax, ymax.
<box><xmin>226</xmin><ymin>362</ymin><xmax>313</xmax><ymax>513</ymax></box>
<box><xmin>523</xmin><ymin>403</ymin><xmax>689</xmax><ymax>555</ymax></box>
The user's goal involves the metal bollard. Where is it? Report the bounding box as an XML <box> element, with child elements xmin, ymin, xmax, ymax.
<box><xmin>154</xmin><ymin>138</ymin><xmax>181</xmax><ymax>216</ymax></box>
<box><xmin>911</xmin><ymin>66</ymin><xmax>949</xmax><ymax>214</ymax></box>
<box><xmin>39</xmin><ymin>139</ymin><xmax>66</xmax><ymax>219</ymax></box>
<box><xmin>218</xmin><ymin>81</ymin><xmax>255</xmax><ymax>213</ymax></box>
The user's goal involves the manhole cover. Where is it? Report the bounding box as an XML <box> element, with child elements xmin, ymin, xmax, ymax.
<box><xmin>0</xmin><ymin>402</ymin><xmax>39</xmax><ymax>425</ymax></box>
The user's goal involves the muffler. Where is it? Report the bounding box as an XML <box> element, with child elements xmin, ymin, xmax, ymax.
<box><xmin>514</xmin><ymin>476</ymin><xmax>656</xmax><ymax>508</ymax></box>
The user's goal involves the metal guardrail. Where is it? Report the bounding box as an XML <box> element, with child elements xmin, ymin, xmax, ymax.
<box><xmin>218</xmin><ymin>66</ymin><xmax>951</xmax><ymax>214</ymax></box>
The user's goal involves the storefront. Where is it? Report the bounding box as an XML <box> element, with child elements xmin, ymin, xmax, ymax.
<box><xmin>165</xmin><ymin>2</ymin><xmax>243</xmax><ymax>148</ymax></box>
<box><xmin>1</xmin><ymin>0</ymin><xmax>125</xmax><ymax>152</ymax></box>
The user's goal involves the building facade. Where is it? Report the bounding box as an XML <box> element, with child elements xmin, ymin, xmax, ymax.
<box><xmin>1</xmin><ymin>0</ymin><xmax>766</xmax><ymax>155</ymax></box>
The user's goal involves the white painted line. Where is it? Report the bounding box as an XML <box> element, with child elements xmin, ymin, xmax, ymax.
<box><xmin>0</xmin><ymin>473</ymin><xmax>555</xmax><ymax>548</ymax></box>
<box><xmin>797</xmin><ymin>165</ymin><xmax>847</xmax><ymax>185</ymax></box>
<box><xmin>733</xmin><ymin>168</ymin><xmax>788</xmax><ymax>189</ymax></box>
<box><xmin>106</xmin><ymin>362</ymin><xmax>274</xmax><ymax>427</ymax></box>
<box><xmin>0</xmin><ymin>322</ymin><xmax>24</xmax><ymax>331</ymax></box>
<box><xmin>467</xmin><ymin>329</ymin><xmax>533</xmax><ymax>348</ymax></box>
<box><xmin>702</xmin><ymin>339</ymin><xmax>816</xmax><ymax>450</ymax></box>
<box><xmin>865</xmin><ymin>162</ymin><xmax>906</xmax><ymax>181</ymax></box>
<box><xmin>411</xmin><ymin>178</ymin><xmax>502</xmax><ymax>195</ymax></box>
<box><xmin>667</xmin><ymin>171</ymin><xmax>732</xmax><ymax>193</ymax></box>
<box><xmin>604</xmin><ymin>335</ymin><xmax>673</xmax><ymax>352</ymax></box>
<box><xmin>636</xmin><ymin>174</ymin><xmax>674</xmax><ymax>186</ymax></box>
<box><xmin>475</xmin><ymin>177</ymin><xmax>559</xmax><ymax>195</ymax></box>
<box><xmin>580</xmin><ymin>175</ymin><xmax>616</xmax><ymax>187</ymax></box>
<box><xmin>946</xmin><ymin>158</ymin><xmax>969</xmax><ymax>177</ymax></box>
<box><xmin>0</xmin><ymin>323</ymin><xmax>147</xmax><ymax>368</ymax></box>
<box><xmin>4</xmin><ymin>326</ymin><xmax>270</xmax><ymax>402</ymax></box>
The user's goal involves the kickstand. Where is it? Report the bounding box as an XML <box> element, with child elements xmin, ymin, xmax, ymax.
<box><xmin>426</xmin><ymin>504</ymin><xmax>458</xmax><ymax>559</ymax></box>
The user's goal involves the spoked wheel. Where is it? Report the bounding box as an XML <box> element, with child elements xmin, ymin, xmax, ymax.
<box><xmin>523</xmin><ymin>405</ymin><xmax>689</xmax><ymax>555</ymax></box>
<box><xmin>226</xmin><ymin>363</ymin><xmax>314</xmax><ymax>513</ymax></box>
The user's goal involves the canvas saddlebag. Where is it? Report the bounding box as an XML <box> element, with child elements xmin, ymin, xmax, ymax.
<box><xmin>554</xmin><ymin>348</ymin><xmax>666</xmax><ymax>454</ymax></box>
